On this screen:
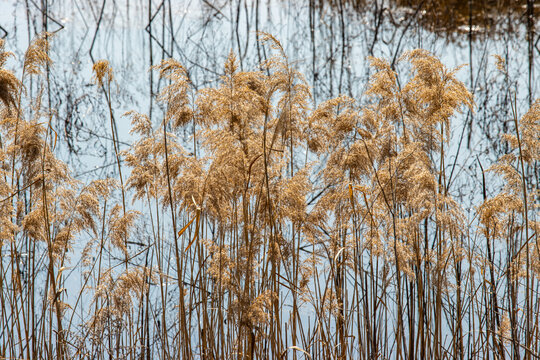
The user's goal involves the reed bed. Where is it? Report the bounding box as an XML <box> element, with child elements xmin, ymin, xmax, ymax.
<box><xmin>0</xmin><ymin>32</ymin><xmax>538</xmax><ymax>359</ymax></box>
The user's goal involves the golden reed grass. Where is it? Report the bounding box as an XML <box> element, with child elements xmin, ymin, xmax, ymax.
<box><xmin>0</xmin><ymin>33</ymin><xmax>538</xmax><ymax>359</ymax></box>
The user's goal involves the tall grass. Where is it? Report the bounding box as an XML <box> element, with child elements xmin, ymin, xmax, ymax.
<box><xmin>0</xmin><ymin>33</ymin><xmax>538</xmax><ymax>359</ymax></box>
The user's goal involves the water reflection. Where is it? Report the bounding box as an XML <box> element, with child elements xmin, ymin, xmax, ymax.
<box><xmin>1</xmin><ymin>0</ymin><xmax>537</xmax><ymax>168</ymax></box>
<box><xmin>314</xmin><ymin>0</ymin><xmax>535</xmax><ymax>39</ymax></box>
<box><xmin>392</xmin><ymin>0</ymin><xmax>531</xmax><ymax>39</ymax></box>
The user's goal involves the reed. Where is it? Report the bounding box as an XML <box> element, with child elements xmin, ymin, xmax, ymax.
<box><xmin>0</xmin><ymin>33</ymin><xmax>538</xmax><ymax>359</ymax></box>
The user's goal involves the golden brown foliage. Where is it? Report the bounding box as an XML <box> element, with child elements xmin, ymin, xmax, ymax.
<box><xmin>0</xmin><ymin>33</ymin><xmax>538</xmax><ymax>360</ymax></box>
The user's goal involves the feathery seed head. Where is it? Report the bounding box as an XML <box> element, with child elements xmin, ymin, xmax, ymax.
<box><xmin>23</xmin><ymin>32</ymin><xmax>53</xmax><ymax>76</ymax></box>
<box><xmin>92</xmin><ymin>60</ymin><xmax>113</xmax><ymax>87</ymax></box>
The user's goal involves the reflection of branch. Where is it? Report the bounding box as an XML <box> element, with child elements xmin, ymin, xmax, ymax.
<box><xmin>76</xmin><ymin>127</ymin><xmax>132</xmax><ymax>147</ymax></box>
<box><xmin>27</xmin><ymin>0</ymin><xmax>65</xmax><ymax>33</ymax></box>
<box><xmin>201</xmin><ymin>0</ymin><xmax>229</xmax><ymax>21</ymax></box>
<box><xmin>145</xmin><ymin>0</ymin><xmax>173</xmax><ymax>58</ymax></box>
<box><xmin>390</xmin><ymin>1</ymin><xmax>424</xmax><ymax>70</ymax></box>
<box><xmin>368</xmin><ymin>0</ymin><xmax>385</xmax><ymax>56</ymax></box>
<box><xmin>89</xmin><ymin>0</ymin><xmax>107</xmax><ymax>63</ymax></box>
<box><xmin>0</xmin><ymin>25</ymin><xmax>7</xmax><ymax>39</ymax></box>
<box><xmin>73</xmin><ymin>160</ymin><xmax>124</xmax><ymax>178</ymax></box>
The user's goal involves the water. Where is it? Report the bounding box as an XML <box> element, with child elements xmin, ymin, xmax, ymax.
<box><xmin>1</xmin><ymin>1</ymin><xmax>536</xmax><ymax>170</ymax></box>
